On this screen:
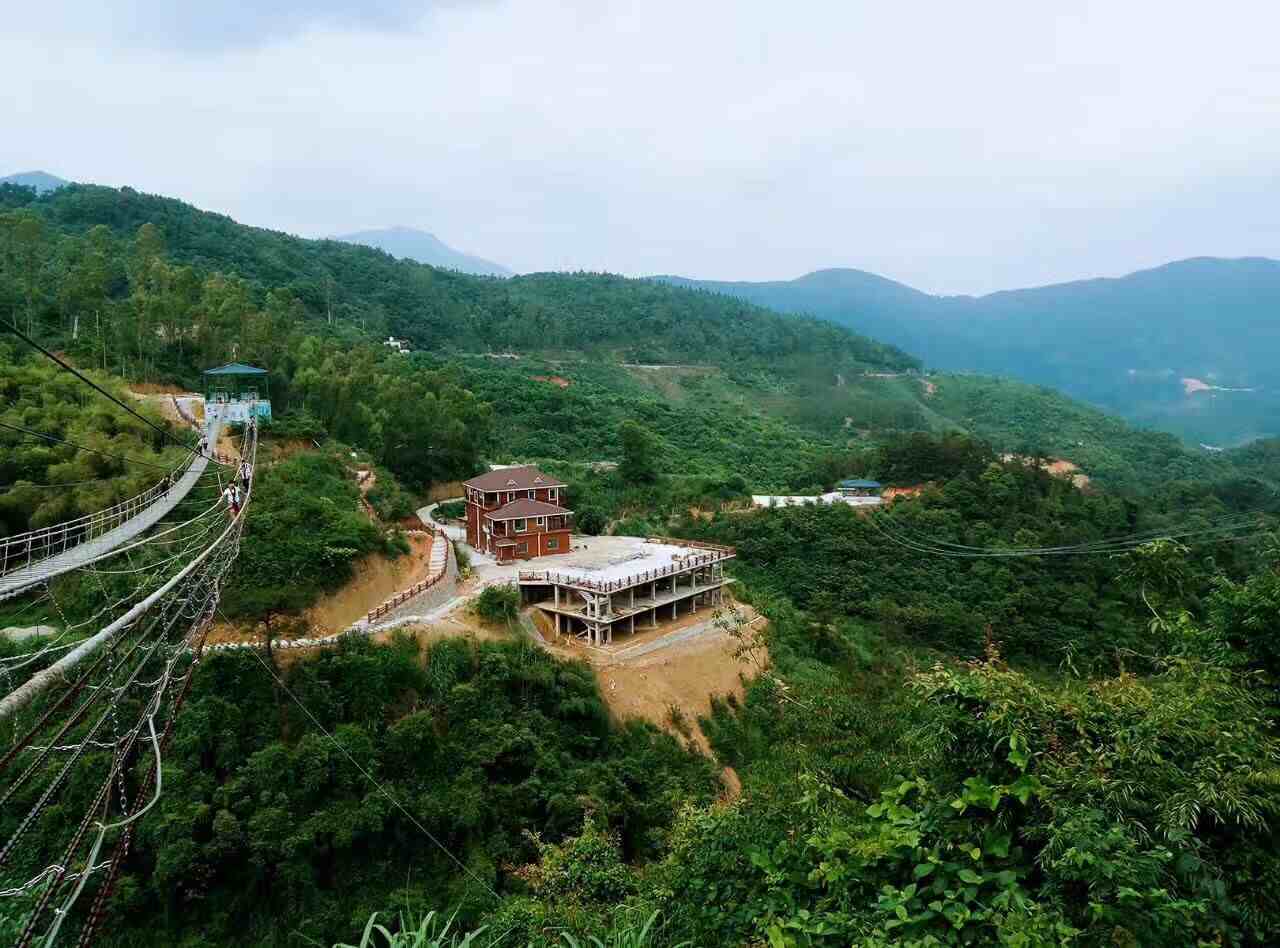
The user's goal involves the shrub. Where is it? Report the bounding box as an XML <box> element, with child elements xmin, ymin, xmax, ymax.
<box><xmin>434</xmin><ymin>500</ymin><xmax>466</xmax><ymax>521</ymax></box>
<box><xmin>473</xmin><ymin>583</ymin><xmax>520</xmax><ymax>625</ymax></box>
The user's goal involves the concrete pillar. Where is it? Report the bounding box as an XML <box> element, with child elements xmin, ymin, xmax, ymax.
<box><xmin>555</xmin><ymin>612</ymin><xmax>561</xmax><ymax>637</ymax></box>
<box><xmin>629</xmin><ymin>615</ymin><xmax>635</xmax><ymax>635</ymax></box>
<box><xmin>554</xmin><ymin>585</ymin><xmax>560</xmax><ymax>607</ymax></box>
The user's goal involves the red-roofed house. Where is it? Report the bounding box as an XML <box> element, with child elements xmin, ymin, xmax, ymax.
<box><xmin>463</xmin><ymin>465</ymin><xmax>573</xmax><ymax>562</ymax></box>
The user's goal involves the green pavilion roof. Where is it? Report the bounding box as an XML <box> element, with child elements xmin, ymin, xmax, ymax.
<box><xmin>203</xmin><ymin>362</ymin><xmax>268</xmax><ymax>376</ymax></box>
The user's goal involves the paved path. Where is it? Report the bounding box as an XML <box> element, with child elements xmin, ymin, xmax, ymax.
<box><xmin>0</xmin><ymin>409</ymin><xmax>227</xmax><ymax>602</ymax></box>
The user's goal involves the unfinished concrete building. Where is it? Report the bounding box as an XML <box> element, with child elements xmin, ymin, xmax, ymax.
<box><xmin>517</xmin><ymin>538</ymin><xmax>735</xmax><ymax>646</ymax></box>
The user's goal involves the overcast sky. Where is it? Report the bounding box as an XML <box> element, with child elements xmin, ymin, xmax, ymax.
<box><xmin>3</xmin><ymin>1</ymin><xmax>1278</xmax><ymax>294</ymax></box>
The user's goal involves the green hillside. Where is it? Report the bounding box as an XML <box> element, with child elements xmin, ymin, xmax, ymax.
<box><xmin>660</xmin><ymin>257</ymin><xmax>1280</xmax><ymax>447</ymax></box>
<box><xmin>0</xmin><ymin>182</ymin><xmax>917</xmax><ymax>376</ymax></box>
<box><xmin>1</xmin><ymin>179</ymin><xmax>1267</xmax><ymax>504</ymax></box>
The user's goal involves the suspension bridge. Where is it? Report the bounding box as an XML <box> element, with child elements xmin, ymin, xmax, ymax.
<box><xmin>0</xmin><ymin>340</ymin><xmax>265</xmax><ymax>945</ymax></box>
<box><xmin>0</xmin><ymin>407</ymin><xmax>228</xmax><ymax>603</ymax></box>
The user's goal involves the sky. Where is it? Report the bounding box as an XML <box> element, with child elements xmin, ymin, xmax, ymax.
<box><xmin>3</xmin><ymin>0</ymin><xmax>1279</xmax><ymax>295</ymax></box>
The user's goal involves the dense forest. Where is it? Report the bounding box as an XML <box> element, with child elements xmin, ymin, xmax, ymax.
<box><xmin>0</xmin><ymin>182</ymin><xmax>917</xmax><ymax>375</ymax></box>
<box><xmin>20</xmin><ymin>432</ymin><xmax>1270</xmax><ymax>948</ymax></box>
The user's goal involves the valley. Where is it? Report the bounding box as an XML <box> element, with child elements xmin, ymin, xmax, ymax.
<box><xmin>1</xmin><ymin>176</ymin><xmax>1279</xmax><ymax>948</ymax></box>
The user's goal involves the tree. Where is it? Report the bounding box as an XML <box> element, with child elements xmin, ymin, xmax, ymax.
<box><xmin>618</xmin><ymin>420</ymin><xmax>658</xmax><ymax>484</ymax></box>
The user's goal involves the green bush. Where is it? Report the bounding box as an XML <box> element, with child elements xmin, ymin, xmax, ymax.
<box><xmin>223</xmin><ymin>451</ymin><xmax>381</xmax><ymax>616</ymax></box>
<box><xmin>472</xmin><ymin>583</ymin><xmax>520</xmax><ymax>625</ymax></box>
<box><xmin>434</xmin><ymin>500</ymin><xmax>466</xmax><ymax>521</ymax></box>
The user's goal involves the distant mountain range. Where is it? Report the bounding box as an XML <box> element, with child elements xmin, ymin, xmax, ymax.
<box><xmin>332</xmin><ymin>226</ymin><xmax>512</xmax><ymax>277</ymax></box>
<box><xmin>659</xmin><ymin>258</ymin><xmax>1280</xmax><ymax>447</ymax></box>
<box><xmin>0</xmin><ymin>170</ymin><xmax>69</xmax><ymax>193</ymax></box>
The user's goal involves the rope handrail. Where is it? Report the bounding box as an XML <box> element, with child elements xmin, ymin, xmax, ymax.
<box><xmin>0</xmin><ymin>452</ymin><xmax>200</xmax><ymax>578</ymax></box>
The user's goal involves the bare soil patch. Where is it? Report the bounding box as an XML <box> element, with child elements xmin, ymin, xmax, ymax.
<box><xmin>532</xmin><ymin>375</ymin><xmax>571</xmax><ymax>389</ymax></box>
<box><xmin>594</xmin><ymin>623</ymin><xmax>752</xmax><ymax>757</ymax></box>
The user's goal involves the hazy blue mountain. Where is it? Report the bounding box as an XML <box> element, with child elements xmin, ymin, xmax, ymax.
<box><xmin>333</xmin><ymin>226</ymin><xmax>512</xmax><ymax>277</ymax></box>
<box><xmin>657</xmin><ymin>258</ymin><xmax>1280</xmax><ymax>447</ymax></box>
<box><xmin>0</xmin><ymin>170</ymin><xmax>69</xmax><ymax>193</ymax></box>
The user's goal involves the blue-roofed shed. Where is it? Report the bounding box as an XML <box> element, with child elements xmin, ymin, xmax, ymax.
<box><xmin>837</xmin><ymin>478</ymin><xmax>882</xmax><ymax>497</ymax></box>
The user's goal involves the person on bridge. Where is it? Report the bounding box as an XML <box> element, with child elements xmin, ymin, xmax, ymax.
<box><xmin>222</xmin><ymin>483</ymin><xmax>238</xmax><ymax>516</ymax></box>
<box><xmin>238</xmin><ymin>460</ymin><xmax>251</xmax><ymax>491</ymax></box>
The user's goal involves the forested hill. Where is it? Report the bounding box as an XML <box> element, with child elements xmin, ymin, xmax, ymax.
<box><xmin>659</xmin><ymin>258</ymin><xmax>1280</xmax><ymax>446</ymax></box>
<box><xmin>0</xmin><ymin>182</ymin><xmax>917</xmax><ymax>373</ymax></box>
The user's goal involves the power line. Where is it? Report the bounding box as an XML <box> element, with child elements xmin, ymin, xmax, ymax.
<box><xmin>864</xmin><ymin>507</ymin><xmax>1273</xmax><ymax>559</ymax></box>
<box><xmin>238</xmin><ymin>631</ymin><xmax>501</xmax><ymax>903</ymax></box>
<box><xmin>3</xmin><ymin>318</ymin><xmax>197</xmax><ymax>456</ymax></box>
<box><xmin>0</xmin><ymin>420</ymin><xmax>174</xmax><ymax>474</ymax></box>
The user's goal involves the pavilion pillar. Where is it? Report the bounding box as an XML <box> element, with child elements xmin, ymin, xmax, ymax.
<box><xmin>629</xmin><ymin>615</ymin><xmax>635</xmax><ymax>635</ymax></box>
<box><xmin>554</xmin><ymin>585</ymin><xmax>560</xmax><ymax>607</ymax></box>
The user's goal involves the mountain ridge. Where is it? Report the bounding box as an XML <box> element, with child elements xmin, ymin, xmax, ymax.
<box><xmin>0</xmin><ymin>170</ymin><xmax>70</xmax><ymax>193</ymax></box>
<box><xmin>332</xmin><ymin>225</ymin><xmax>512</xmax><ymax>277</ymax></box>
<box><xmin>656</xmin><ymin>256</ymin><xmax>1280</xmax><ymax>446</ymax></box>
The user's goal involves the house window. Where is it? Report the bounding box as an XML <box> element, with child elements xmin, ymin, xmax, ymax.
<box><xmin>550</xmin><ymin>488</ymin><xmax>558</xmax><ymax>502</ymax></box>
<box><xmin>514</xmin><ymin>518</ymin><xmax>527</xmax><ymax>532</ymax></box>
<box><xmin>506</xmin><ymin>491</ymin><xmax>515</xmax><ymax>503</ymax></box>
<box><xmin>527</xmin><ymin>489</ymin><xmax>536</xmax><ymax>499</ymax></box>
<box><xmin>536</xmin><ymin>516</ymin><xmax>545</xmax><ymax>527</ymax></box>
<box><xmin>517</xmin><ymin>542</ymin><xmax>528</xmax><ymax>554</ymax></box>
<box><xmin>547</xmin><ymin>537</ymin><xmax>559</xmax><ymax>550</ymax></box>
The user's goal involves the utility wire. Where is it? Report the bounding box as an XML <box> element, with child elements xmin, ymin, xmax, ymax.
<box><xmin>883</xmin><ymin>510</ymin><xmax>1270</xmax><ymax>556</ymax></box>
<box><xmin>3</xmin><ymin>318</ymin><xmax>197</xmax><ymax>456</ymax></box>
<box><xmin>0</xmin><ymin>421</ymin><xmax>174</xmax><ymax>474</ymax></box>
<box><xmin>865</xmin><ymin>507</ymin><xmax>1272</xmax><ymax>559</ymax></box>
<box><xmin>238</xmin><ymin>629</ymin><xmax>501</xmax><ymax>902</ymax></box>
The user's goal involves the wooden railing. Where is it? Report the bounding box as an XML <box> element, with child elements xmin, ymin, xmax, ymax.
<box><xmin>644</xmin><ymin>536</ymin><xmax>736</xmax><ymax>554</ymax></box>
<box><xmin>365</xmin><ymin>528</ymin><xmax>450</xmax><ymax>622</ymax></box>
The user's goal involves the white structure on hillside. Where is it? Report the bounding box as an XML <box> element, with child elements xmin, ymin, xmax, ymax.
<box><xmin>751</xmin><ymin>492</ymin><xmax>882</xmax><ymax>509</ymax></box>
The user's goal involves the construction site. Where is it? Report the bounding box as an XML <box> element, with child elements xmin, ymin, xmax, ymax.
<box><xmin>517</xmin><ymin>536</ymin><xmax>735</xmax><ymax>647</ymax></box>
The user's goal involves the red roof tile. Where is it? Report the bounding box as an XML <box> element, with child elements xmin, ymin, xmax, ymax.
<box><xmin>463</xmin><ymin>465</ymin><xmax>567</xmax><ymax>491</ymax></box>
<box><xmin>485</xmin><ymin>499</ymin><xmax>573</xmax><ymax>521</ymax></box>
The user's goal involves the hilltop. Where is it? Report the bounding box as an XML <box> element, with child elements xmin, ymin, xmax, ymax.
<box><xmin>332</xmin><ymin>225</ymin><xmax>513</xmax><ymax>277</ymax></box>
<box><xmin>659</xmin><ymin>257</ymin><xmax>1280</xmax><ymax>446</ymax></box>
<box><xmin>0</xmin><ymin>170</ymin><xmax>68</xmax><ymax>193</ymax></box>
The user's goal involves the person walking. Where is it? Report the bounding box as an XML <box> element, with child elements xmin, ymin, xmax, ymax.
<box><xmin>238</xmin><ymin>460</ymin><xmax>251</xmax><ymax>492</ymax></box>
<box><xmin>222</xmin><ymin>483</ymin><xmax>236</xmax><ymax>516</ymax></box>
<box><xmin>231</xmin><ymin>482</ymin><xmax>242</xmax><ymax>515</ymax></box>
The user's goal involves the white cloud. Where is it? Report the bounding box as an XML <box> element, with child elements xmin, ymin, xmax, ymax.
<box><xmin>2</xmin><ymin>0</ymin><xmax>1278</xmax><ymax>293</ymax></box>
